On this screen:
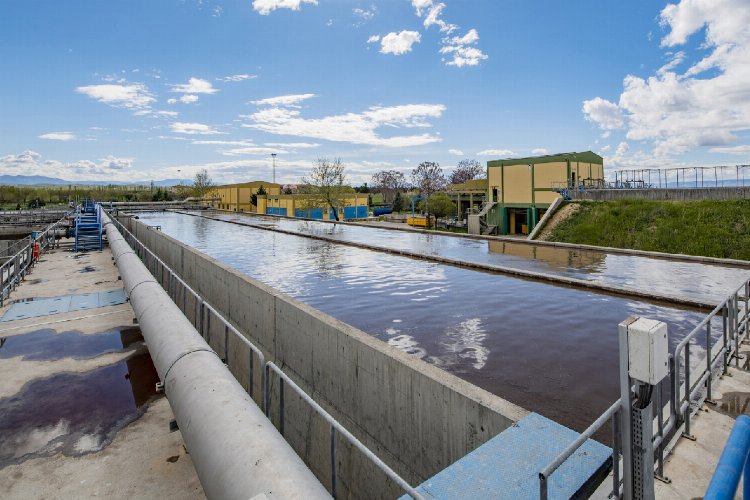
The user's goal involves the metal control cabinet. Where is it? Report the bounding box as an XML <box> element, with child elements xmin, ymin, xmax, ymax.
<box><xmin>627</xmin><ymin>317</ymin><xmax>669</xmax><ymax>385</ymax></box>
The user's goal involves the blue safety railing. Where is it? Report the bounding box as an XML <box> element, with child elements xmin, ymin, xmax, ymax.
<box><xmin>705</xmin><ymin>415</ymin><xmax>750</xmax><ymax>500</ymax></box>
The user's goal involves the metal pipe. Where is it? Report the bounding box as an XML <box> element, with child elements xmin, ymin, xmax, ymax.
<box><xmin>102</xmin><ymin>212</ymin><xmax>329</xmax><ymax>500</ymax></box>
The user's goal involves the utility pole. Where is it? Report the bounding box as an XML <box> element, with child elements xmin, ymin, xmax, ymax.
<box><xmin>271</xmin><ymin>153</ymin><xmax>277</xmax><ymax>184</ymax></box>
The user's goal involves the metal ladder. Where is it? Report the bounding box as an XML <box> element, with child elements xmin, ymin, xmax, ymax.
<box><xmin>74</xmin><ymin>200</ymin><xmax>102</xmax><ymax>252</ymax></box>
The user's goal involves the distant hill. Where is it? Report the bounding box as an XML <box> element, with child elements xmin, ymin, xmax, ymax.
<box><xmin>0</xmin><ymin>175</ymin><xmax>190</xmax><ymax>187</ymax></box>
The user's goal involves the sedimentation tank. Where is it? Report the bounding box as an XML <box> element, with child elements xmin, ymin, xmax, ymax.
<box><xmin>134</xmin><ymin>211</ymin><xmax>745</xmax><ymax>432</ymax></box>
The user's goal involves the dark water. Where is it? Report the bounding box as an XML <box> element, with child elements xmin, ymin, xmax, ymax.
<box><xmin>0</xmin><ymin>352</ymin><xmax>159</xmax><ymax>468</ymax></box>
<box><xmin>209</xmin><ymin>211</ymin><xmax>746</xmax><ymax>304</ymax></box>
<box><xmin>0</xmin><ymin>326</ymin><xmax>143</xmax><ymax>361</ymax></box>
<box><xmin>139</xmin><ymin>212</ymin><xmax>726</xmax><ymax>432</ymax></box>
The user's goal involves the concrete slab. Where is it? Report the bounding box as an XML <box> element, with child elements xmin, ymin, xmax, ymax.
<box><xmin>0</xmin><ymin>241</ymin><xmax>204</xmax><ymax>499</ymax></box>
<box><xmin>1</xmin><ymin>289</ymin><xmax>127</xmax><ymax>322</ymax></box>
<box><xmin>655</xmin><ymin>346</ymin><xmax>750</xmax><ymax>499</ymax></box>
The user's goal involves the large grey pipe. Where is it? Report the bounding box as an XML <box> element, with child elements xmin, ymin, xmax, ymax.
<box><xmin>103</xmin><ymin>213</ymin><xmax>329</xmax><ymax>500</ymax></box>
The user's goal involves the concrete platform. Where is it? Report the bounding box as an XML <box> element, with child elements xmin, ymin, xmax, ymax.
<box><xmin>655</xmin><ymin>345</ymin><xmax>750</xmax><ymax>499</ymax></box>
<box><xmin>0</xmin><ymin>240</ymin><xmax>204</xmax><ymax>499</ymax></box>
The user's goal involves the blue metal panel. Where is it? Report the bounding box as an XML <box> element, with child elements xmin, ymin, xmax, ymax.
<box><xmin>294</xmin><ymin>208</ymin><xmax>307</xmax><ymax>218</ymax></box>
<box><xmin>1</xmin><ymin>289</ymin><xmax>128</xmax><ymax>322</ymax></box>
<box><xmin>399</xmin><ymin>412</ymin><xmax>611</xmax><ymax>500</ymax></box>
<box><xmin>343</xmin><ymin>206</ymin><xmax>356</xmax><ymax>220</ymax></box>
<box><xmin>356</xmin><ymin>205</ymin><xmax>368</xmax><ymax>218</ymax></box>
<box><xmin>310</xmin><ymin>208</ymin><xmax>323</xmax><ymax>219</ymax></box>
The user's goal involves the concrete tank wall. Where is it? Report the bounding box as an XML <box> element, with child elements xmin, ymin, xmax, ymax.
<box><xmin>572</xmin><ymin>186</ymin><xmax>750</xmax><ymax>201</ymax></box>
<box><xmin>119</xmin><ymin>216</ymin><xmax>527</xmax><ymax>498</ymax></box>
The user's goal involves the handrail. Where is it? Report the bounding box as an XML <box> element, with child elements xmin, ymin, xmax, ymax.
<box><xmin>705</xmin><ymin>415</ymin><xmax>750</xmax><ymax>500</ymax></box>
<box><xmin>539</xmin><ymin>399</ymin><xmax>622</xmax><ymax>499</ymax></box>
<box><xmin>265</xmin><ymin>361</ymin><xmax>425</xmax><ymax>500</ymax></box>
<box><xmin>110</xmin><ymin>212</ymin><xmax>423</xmax><ymax>498</ymax></box>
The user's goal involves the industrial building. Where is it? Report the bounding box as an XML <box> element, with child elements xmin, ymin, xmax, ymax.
<box><xmin>446</xmin><ymin>178</ymin><xmax>487</xmax><ymax>220</ymax></box>
<box><xmin>482</xmin><ymin>151</ymin><xmax>604</xmax><ymax>235</ymax></box>
<box><xmin>211</xmin><ymin>181</ymin><xmax>282</xmax><ymax>212</ymax></box>
<box><xmin>257</xmin><ymin>193</ymin><xmax>369</xmax><ymax>221</ymax></box>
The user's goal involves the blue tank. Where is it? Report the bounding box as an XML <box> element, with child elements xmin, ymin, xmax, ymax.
<box><xmin>373</xmin><ymin>207</ymin><xmax>392</xmax><ymax>216</ymax></box>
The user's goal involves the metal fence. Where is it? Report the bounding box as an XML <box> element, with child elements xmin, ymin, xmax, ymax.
<box><xmin>107</xmin><ymin>212</ymin><xmax>424</xmax><ymax>499</ymax></box>
<box><xmin>539</xmin><ymin>276</ymin><xmax>750</xmax><ymax>498</ymax></box>
<box><xmin>0</xmin><ymin>215</ymin><xmax>68</xmax><ymax>307</ymax></box>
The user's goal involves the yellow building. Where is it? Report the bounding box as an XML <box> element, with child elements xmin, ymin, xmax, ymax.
<box><xmin>257</xmin><ymin>193</ymin><xmax>369</xmax><ymax>221</ymax></box>
<box><xmin>485</xmin><ymin>151</ymin><xmax>604</xmax><ymax>235</ymax></box>
<box><xmin>446</xmin><ymin>178</ymin><xmax>488</xmax><ymax>220</ymax></box>
<box><xmin>211</xmin><ymin>181</ymin><xmax>282</xmax><ymax>212</ymax></box>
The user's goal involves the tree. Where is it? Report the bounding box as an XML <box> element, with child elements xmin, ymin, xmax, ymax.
<box><xmin>392</xmin><ymin>191</ymin><xmax>404</xmax><ymax>212</ymax></box>
<box><xmin>412</xmin><ymin>162</ymin><xmax>446</xmax><ymax>228</ymax></box>
<box><xmin>371</xmin><ymin>170</ymin><xmax>406</xmax><ymax>204</ymax></box>
<box><xmin>418</xmin><ymin>194</ymin><xmax>454</xmax><ymax>219</ymax></box>
<box><xmin>251</xmin><ymin>185</ymin><xmax>267</xmax><ymax>207</ymax></box>
<box><xmin>301</xmin><ymin>158</ymin><xmax>349</xmax><ymax>221</ymax></box>
<box><xmin>193</xmin><ymin>169</ymin><xmax>214</xmax><ymax>199</ymax></box>
<box><xmin>449</xmin><ymin>159</ymin><xmax>485</xmax><ymax>185</ymax></box>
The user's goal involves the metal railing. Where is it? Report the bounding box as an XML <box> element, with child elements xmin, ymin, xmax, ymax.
<box><xmin>539</xmin><ymin>276</ymin><xmax>750</xmax><ymax>498</ymax></box>
<box><xmin>108</xmin><ymin>212</ymin><xmax>424</xmax><ymax>499</ymax></box>
<box><xmin>0</xmin><ymin>214</ymin><xmax>68</xmax><ymax>307</ymax></box>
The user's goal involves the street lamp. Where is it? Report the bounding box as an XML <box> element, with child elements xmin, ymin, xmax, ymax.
<box><xmin>271</xmin><ymin>153</ymin><xmax>277</xmax><ymax>184</ymax></box>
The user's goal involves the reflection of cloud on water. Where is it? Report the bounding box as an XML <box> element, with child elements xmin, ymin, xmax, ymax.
<box><xmin>385</xmin><ymin>328</ymin><xmax>426</xmax><ymax>359</ymax></box>
<box><xmin>433</xmin><ymin>318</ymin><xmax>489</xmax><ymax>370</ymax></box>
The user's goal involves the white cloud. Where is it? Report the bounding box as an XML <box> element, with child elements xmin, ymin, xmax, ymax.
<box><xmin>0</xmin><ymin>150</ymin><xmax>136</xmax><ymax>181</ymax></box>
<box><xmin>170</xmin><ymin>77</ymin><xmax>218</xmax><ymax>94</ymax></box>
<box><xmin>39</xmin><ymin>132</ymin><xmax>76</xmax><ymax>141</ymax></box>
<box><xmin>583</xmin><ymin>0</ymin><xmax>750</xmax><ymax>159</ymax></box>
<box><xmin>411</xmin><ymin>2</ymin><xmax>487</xmax><ymax>67</ymax></box>
<box><xmin>582</xmin><ymin>97</ymin><xmax>624</xmax><ymax>130</ymax></box>
<box><xmin>242</xmin><ymin>102</ymin><xmax>445</xmax><ymax>147</ymax></box>
<box><xmin>380</xmin><ymin>31</ymin><xmax>421</xmax><ymax>55</ymax></box>
<box><xmin>192</xmin><ymin>140</ymin><xmax>255</xmax><ymax>146</ymax></box>
<box><xmin>219</xmin><ymin>74</ymin><xmax>257</xmax><ymax>82</ymax></box>
<box><xmin>531</xmin><ymin>148</ymin><xmax>549</xmax><ymax>155</ymax></box>
<box><xmin>353</xmin><ymin>5</ymin><xmax>377</xmax><ymax>26</ymax></box>
<box><xmin>250</xmin><ymin>93</ymin><xmax>316</xmax><ymax>107</ymax></box>
<box><xmin>133</xmin><ymin>110</ymin><xmax>179</xmax><ymax>117</ymax></box>
<box><xmin>76</xmin><ymin>83</ymin><xmax>154</xmax><ymax>109</ymax></box>
<box><xmin>477</xmin><ymin>149</ymin><xmax>515</xmax><ymax>156</ymax></box>
<box><xmin>448</xmin><ymin>148</ymin><xmax>463</xmax><ymax>155</ymax></box>
<box><xmin>222</xmin><ymin>147</ymin><xmax>289</xmax><ymax>156</ymax></box>
<box><xmin>264</xmin><ymin>142</ymin><xmax>320</xmax><ymax>148</ymax></box>
<box><xmin>180</xmin><ymin>94</ymin><xmax>200</xmax><ymax>104</ymax></box>
<box><xmin>167</xmin><ymin>98</ymin><xmax>177</xmax><ymax>105</ymax></box>
<box><xmin>367</xmin><ymin>35</ymin><xmax>381</xmax><ymax>44</ymax></box>
<box><xmin>252</xmin><ymin>0</ymin><xmax>318</xmax><ymax>15</ymax></box>
<box><xmin>170</xmin><ymin>122</ymin><xmax>222</xmax><ymax>135</ymax></box>
<box><xmin>710</xmin><ymin>145</ymin><xmax>750</xmax><ymax>155</ymax></box>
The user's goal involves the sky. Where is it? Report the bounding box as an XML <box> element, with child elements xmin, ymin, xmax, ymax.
<box><xmin>1</xmin><ymin>0</ymin><xmax>749</xmax><ymax>185</ymax></box>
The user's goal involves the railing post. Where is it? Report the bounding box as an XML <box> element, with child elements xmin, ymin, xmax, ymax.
<box><xmin>723</xmin><ymin>306</ymin><xmax>729</xmax><ymax>375</ymax></box>
<box><xmin>707</xmin><ymin>321</ymin><xmax>715</xmax><ymax>404</ymax></box>
<box><xmin>279</xmin><ymin>376</ymin><xmax>285</xmax><ymax>436</ymax></box>
<box><xmin>683</xmin><ymin>342</ymin><xmax>695</xmax><ymax>440</ymax></box>
<box><xmin>331</xmin><ymin>425</ymin><xmax>337</xmax><ymax>499</ymax></box>
<box><xmin>612</xmin><ymin>409</ymin><xmax>621</xmax><ymax>499</ymax></box>
<box><xmin>539</xmin><ymin>473</ymin><xmax>548</xmax><ymax>500</ymax></box>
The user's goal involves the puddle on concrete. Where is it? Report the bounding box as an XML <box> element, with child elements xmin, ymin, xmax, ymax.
<box><xmin>714</xmin><ymin>391</ymin><xmax>750</xmax><ymax>418</ymax></box>
<box><xmin>0</xmin><ymin>352</ymin><xmax>160</xmax><ymax>468</ymax></box>
<box><xmin>79</xmin><ymin>266</ymin><xmax>96</xmax><ymax>273</ymax></box>
<box><xmin>0</xmin><ymin>326</ymin><xmax>143</xmax><ymax>361</ymax></box>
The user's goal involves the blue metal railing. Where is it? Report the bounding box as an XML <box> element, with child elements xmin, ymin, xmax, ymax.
<box><xmin>706</xmin><ymin>415</ymin><xmax>750</xmax><ymax>500</ymax></box>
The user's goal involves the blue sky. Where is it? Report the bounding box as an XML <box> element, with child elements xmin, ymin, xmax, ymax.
<box><xmin>1</xmin><ymin>0</ymin><xmax>748</xmax><ymax>185</ymax></box>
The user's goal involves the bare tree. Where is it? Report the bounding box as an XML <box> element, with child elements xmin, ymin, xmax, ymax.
<box><xmin>301</xmin><ymin>158</ymin><xmax>349</xmax><ymax>221</ymax></box>
<box><xmin>449</xmin><ymin>159</ymin><xmax>485</xmax><ymax>185</ymax></box>
<box><xmin>412</xmin><ymin>162</ymin><xmax>446</xmax><ymax>227</ymax></box>
<box><xmin>371</xmin><ymin>170</ymin><xmax>407</xmax><ymax>204</ymax></box>
<box><xmin>193</xmin><ymin>169</ymin><xmax>214</xmax><ymax>199</ymax></box>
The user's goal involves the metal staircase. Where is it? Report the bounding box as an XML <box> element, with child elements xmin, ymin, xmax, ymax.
<box><xmin>74</xmin><ymin>200</ymin><xmax>102</xmax><ymax>252</ymax></box>
<box><xmin>477</xmin><ymin>201</ymin><xmax>497</xmax><ymax>235</ymax></box>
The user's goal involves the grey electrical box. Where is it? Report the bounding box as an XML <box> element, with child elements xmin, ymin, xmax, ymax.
<box><xmin>627</xmin><ymin>317</ymin><xmax>669</xmax><ymax>385</ymax></box>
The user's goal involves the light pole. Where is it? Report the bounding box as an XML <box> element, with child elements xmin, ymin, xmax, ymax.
<box><xmin>271</xmin><ymin>153</ymin><xmax>277</xmax><ymax>184</ymax></box>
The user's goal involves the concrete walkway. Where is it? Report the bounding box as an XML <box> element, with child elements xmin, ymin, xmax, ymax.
<box><xmin>0</xmin><ymin>239</ymin><xmax>204</xmax><ymax>499</ymax></box>
<box><xmin>655</xmin><ymin>346</ymin><xmax>750</xmax><ymax>499</ymax></box>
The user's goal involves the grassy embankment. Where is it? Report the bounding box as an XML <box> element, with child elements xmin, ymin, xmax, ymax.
<box><xmin>546</xmin><ymin>199</ymin><xmax>750</xmax><ymax>260</ymax></box>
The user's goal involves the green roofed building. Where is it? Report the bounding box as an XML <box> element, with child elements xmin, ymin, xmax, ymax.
<box><xmin>479</xmin><ymin>151</ymin><xmax>604</xmax><ymax>235</ymax></box>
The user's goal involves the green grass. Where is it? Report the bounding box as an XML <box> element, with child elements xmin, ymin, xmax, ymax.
<box><xmin>548</xmin><ymin>199</ymin><xmax>750</xmax><ymax>260</ymax></box>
